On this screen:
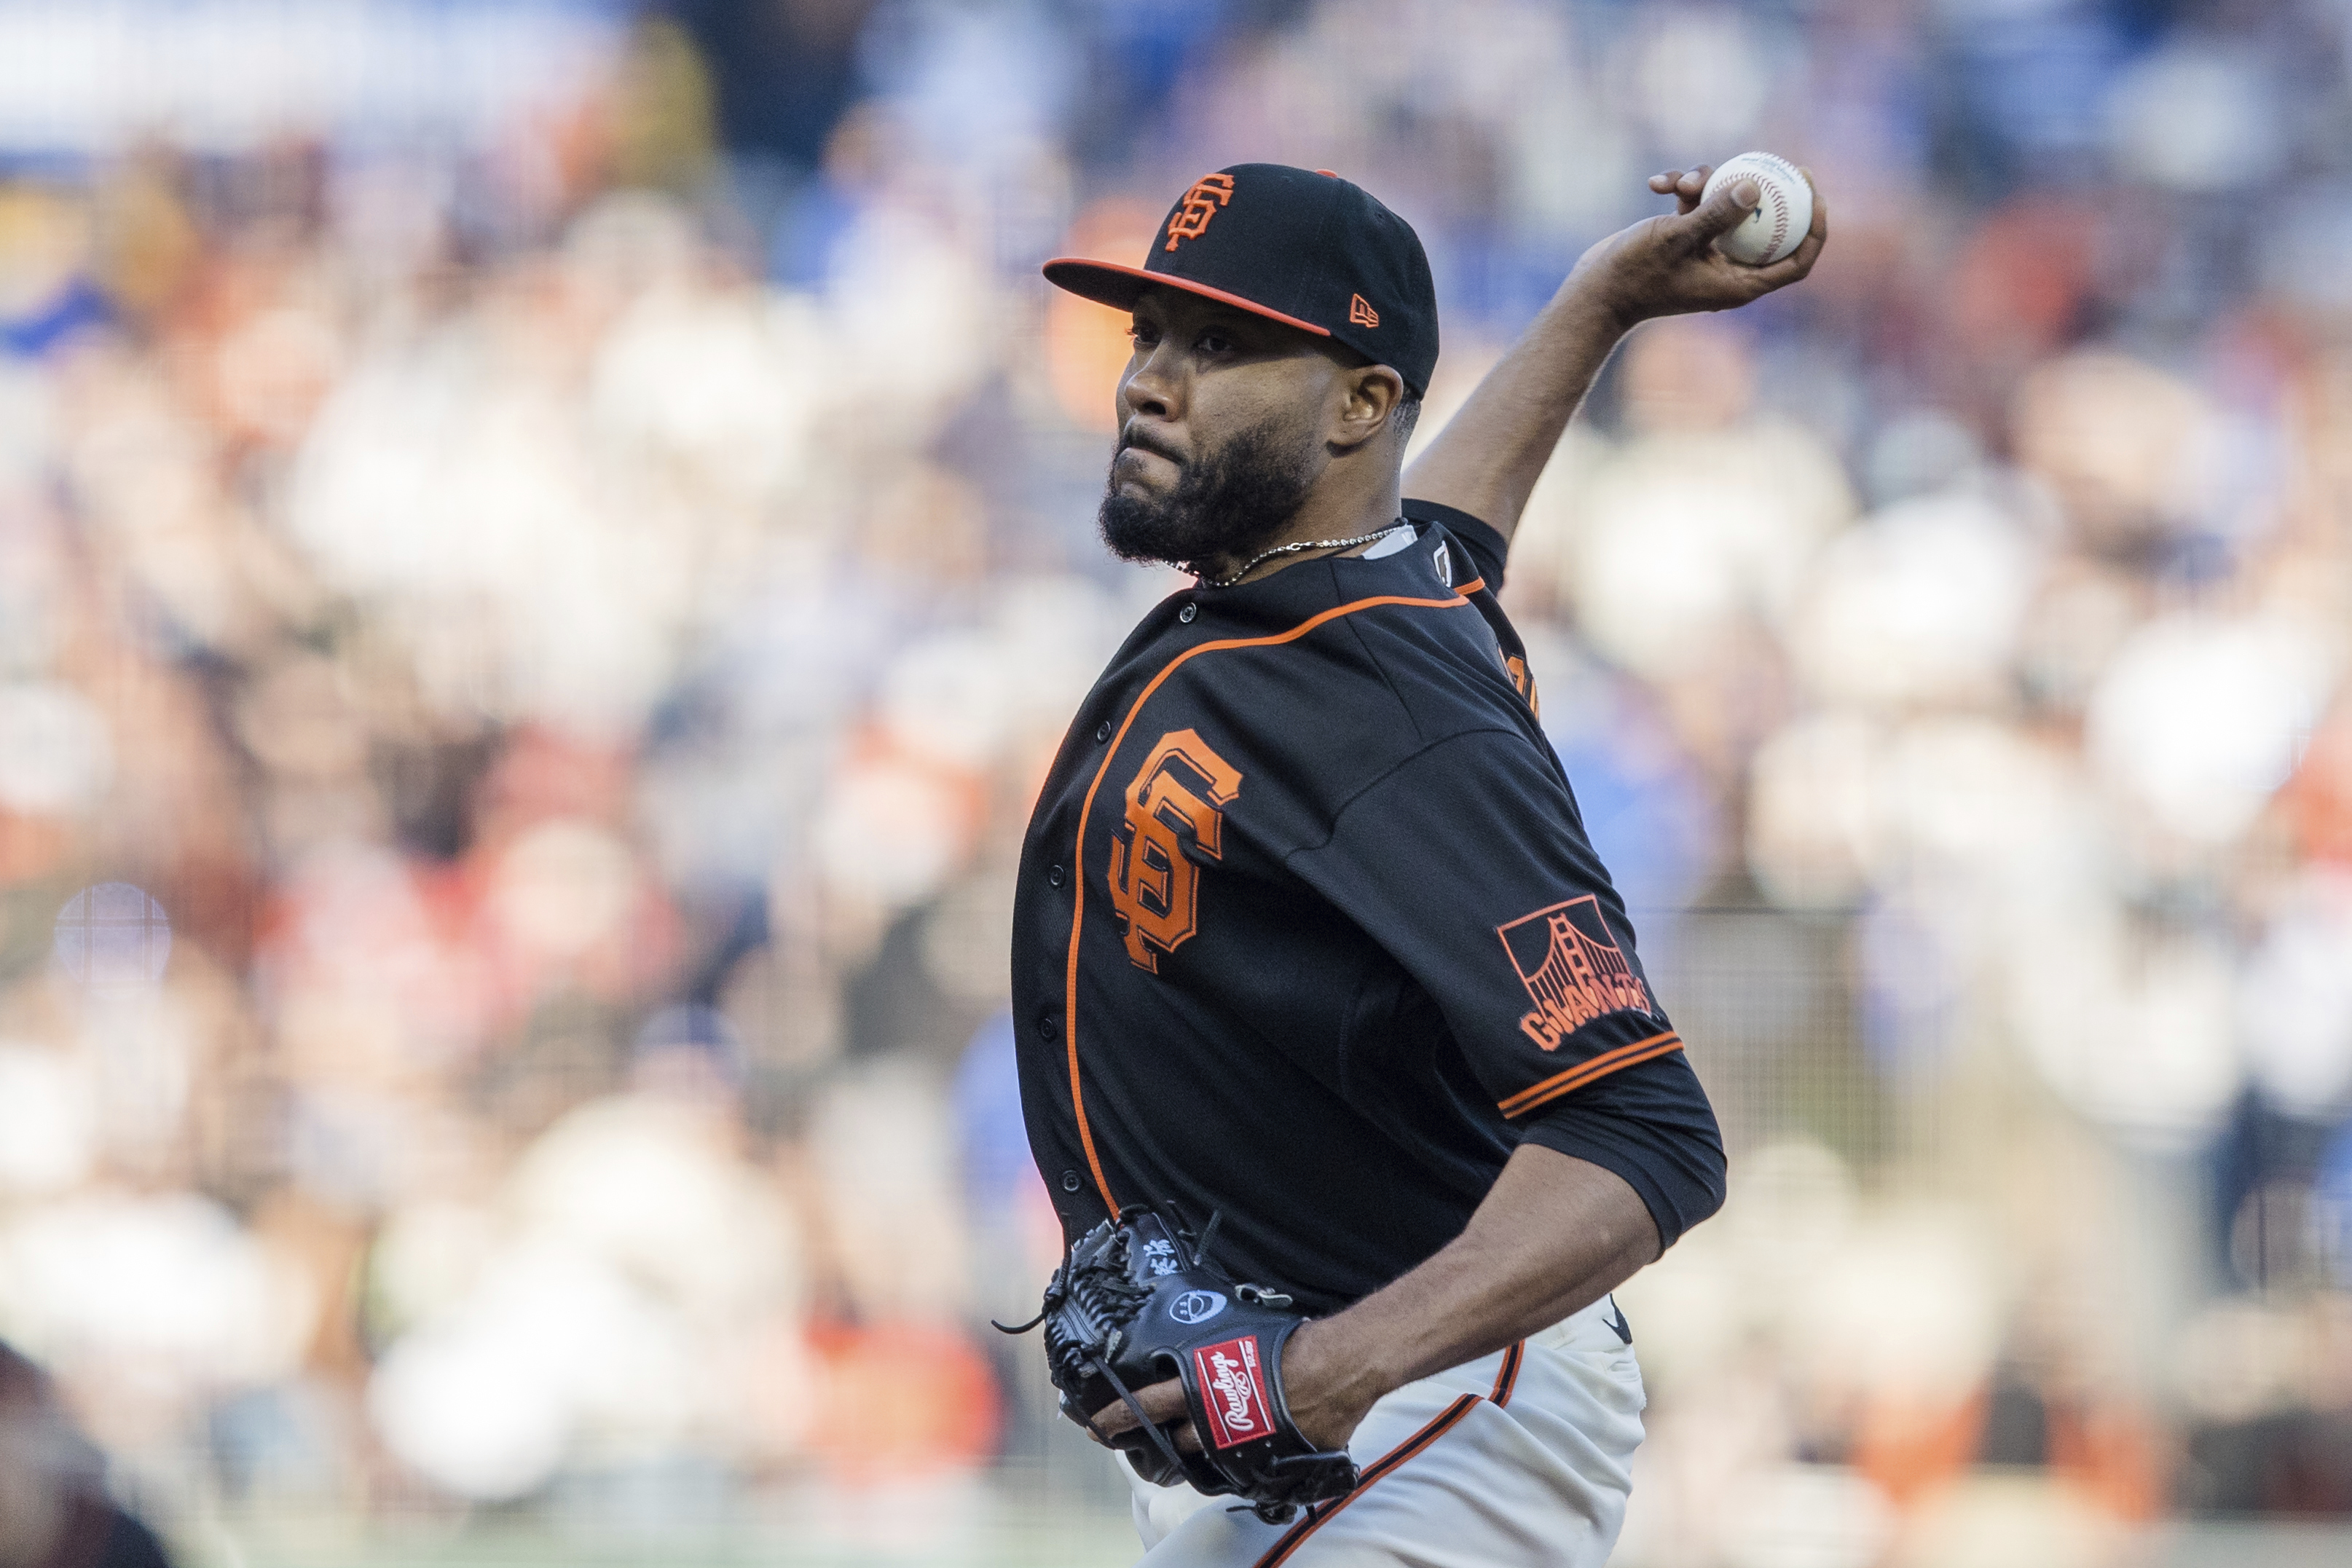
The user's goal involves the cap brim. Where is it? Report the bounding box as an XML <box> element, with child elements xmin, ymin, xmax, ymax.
<box><xmin>1042</xmin><ymin>257</ymin><xmax>1332</xmax><ymax>339</ymax></box>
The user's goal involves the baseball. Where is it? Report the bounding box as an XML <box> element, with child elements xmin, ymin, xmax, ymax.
<box><xmin>1702</xmin><ymin>151</ymin><xmax>1812</xmax><ymax>267</ymax></box>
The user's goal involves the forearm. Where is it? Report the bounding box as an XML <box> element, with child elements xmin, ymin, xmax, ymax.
<box><xmin>1286</xmin><ymin>1143</ymin><xmax>1659</xmax><ymax>1421</ymax></box>
<box><xmin>1087</xmin><ymin>1088</ymin><xmax>1678</xmax><ymax>1457</ymax></box>
<box><xmin>1400</xmin><ymin>277</ymin><xmax>1629</xmax><ymax>545</ymax></box>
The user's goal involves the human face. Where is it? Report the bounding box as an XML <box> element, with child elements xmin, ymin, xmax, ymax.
<box><xmin>1098</xmin><ymin>288</ymin><xmax>1336</xmax><ymax>571</ymax></box>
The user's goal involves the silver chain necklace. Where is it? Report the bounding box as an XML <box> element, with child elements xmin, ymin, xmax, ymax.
<box><xmin>1192</xmin><ymin>521</ymin><xmax>1407</xmax><ymax>590</ymax></box>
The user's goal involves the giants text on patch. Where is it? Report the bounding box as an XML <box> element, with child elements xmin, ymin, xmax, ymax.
<box><xmin>1496</xmin><ymin>895</ymin><xmax>1656</xmax><ymax>1050</ymax></box>
<box><xmin>1165</xmin><ymin>174</ymin><xmax>1236</xmax><ymax>251</ymax></box>
<box><xmin>1109</xmin><ymin>730</ymin><xmax>1243</xmax><ymax>972</ymax></box>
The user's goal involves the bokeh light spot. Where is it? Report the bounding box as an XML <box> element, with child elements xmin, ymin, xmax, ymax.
<box><xmin>51</xmin><ymin>882</ymin><xmax>172</xmax><ymax>990</ymax></box>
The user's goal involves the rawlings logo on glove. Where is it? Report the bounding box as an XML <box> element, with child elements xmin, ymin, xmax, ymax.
<box><xmin>1195</xmin><ymin>1336</ymin><xmax>1269</xmax><ymax>1446</ymax></box>
<box><xmin>995</xmin><ymin>1204</ymin><xmax>1359</xmax><ymax>1523</ymax></box>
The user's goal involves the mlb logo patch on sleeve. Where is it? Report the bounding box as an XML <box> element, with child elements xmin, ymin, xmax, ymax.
<box><xmin>1192</xmin><ymin>1335</ymin><xmax>1273</xmax><ymax>1449</ymax></box>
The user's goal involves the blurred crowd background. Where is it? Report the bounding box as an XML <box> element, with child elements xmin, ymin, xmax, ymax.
<box><xmin>4</xmin><ymin>1</ymin><xmax>2352</xmax><ymax>1565</ymax></box>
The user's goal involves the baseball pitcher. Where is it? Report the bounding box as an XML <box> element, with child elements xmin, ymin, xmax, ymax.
<box><xmin>1003</xmin><ymin>162</ymin><xmax>1825</xmax><ymax>1566</ymax></box>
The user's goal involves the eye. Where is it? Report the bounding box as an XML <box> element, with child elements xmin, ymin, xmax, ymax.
<box><xmin>1197</xmin><ymin>329</ymin><xmax>1233</xmax><ymax>354</ymax></box>
<box><xmin>1128</xmin><ymin>320</ymin><xmax>1160</xmax><ymax>348</ymax></box>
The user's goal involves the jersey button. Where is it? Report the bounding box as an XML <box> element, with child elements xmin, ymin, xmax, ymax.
<box><xmin>1061</xmin><ymin>1170</ymin><xmax>1083</xmax><ymax>1193</ymax></box>
<box><xmin>1178</xmin><ymin>602</ymin><xmax>1197</xmax><ymax>623</ymax></box>
<box><xmin>1047</xmin><ymin>864</ymin><xmax>1066</xmax><ymax>888</ymax></box>
<box><xmin>1037</xmin><ymin>1012</ymin><xmax>1059</xmax><ymax>1042</ymax></box>
<box><xmin>1094</xmin><ymin>721</ymin><xmax>1112</xmax><ymax>744</ymax></box>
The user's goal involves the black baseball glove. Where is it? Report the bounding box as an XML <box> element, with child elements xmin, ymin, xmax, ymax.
<box><xmin>996</xmin><ymin>1204</ymin><xmax>1359</xmax><ymax>1523</ymax></box>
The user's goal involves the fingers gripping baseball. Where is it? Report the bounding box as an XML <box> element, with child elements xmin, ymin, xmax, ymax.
<box><xmin>1645</xmin><ymin>166</ymin><xmax>1711</xmax><ymax>214</ymax></box>
<box><xmin>1688</xmin><ymin>176</ymin><xmax>1766</xmax><ymax>245</ymax></box>
<box><xmin>1586</xmin><ymin>162</ymin><xmax>1827</xmax><ymax>325</ymax></box>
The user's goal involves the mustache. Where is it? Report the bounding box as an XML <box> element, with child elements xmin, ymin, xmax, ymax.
<box><xmin>1098</xmin><ymin>411</ymin><xmax>1316</xmax><ymax>572</ymax></box>
<box><xmin>1117</xmin><ymin>426</ymin><xmax>1185</xmax><ymax>465</ymax></box>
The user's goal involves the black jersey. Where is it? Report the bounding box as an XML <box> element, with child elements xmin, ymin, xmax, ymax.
<box><xmin>1010</xmin><ymin>500</ymin><xmax>1725</xmax><ymax>1317</ymax></box>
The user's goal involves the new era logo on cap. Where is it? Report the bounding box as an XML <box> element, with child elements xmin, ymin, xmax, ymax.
<box><xmin>1042</xmin><ymin>163</ymin><xmax>1439</xmax><ymax>396</ymax></box>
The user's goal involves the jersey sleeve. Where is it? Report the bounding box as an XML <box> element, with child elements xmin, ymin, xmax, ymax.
<box><xmin>1285</xmin><ymin>726</ymin><xmax>1724</xmax><ymax>1246</ymax></box>
<box><xmin>1519</xmin><ymin>1049</ymin><xmax>1724</xmax><ymax>1248</ymax></box>
<box><xmin>1401</xmin><ymin>498</ymin><xmax>1508</xmax><ymax>592</ymax></box>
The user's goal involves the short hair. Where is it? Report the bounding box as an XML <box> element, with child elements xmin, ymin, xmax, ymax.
<box><xmin>1390</xmin><ymin>393</ymin><xmax>1423</xmax><ymax>449</ymax></box>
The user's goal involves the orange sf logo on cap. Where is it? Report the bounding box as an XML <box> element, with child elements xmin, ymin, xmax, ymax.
<box><xmin>1165</xmin><ymin>173</ymin><xmax>1235</xmax><ymax>251</ymax></box>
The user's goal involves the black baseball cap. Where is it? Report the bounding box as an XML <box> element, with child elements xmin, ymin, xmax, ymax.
<box><xmin>1044</xmin><ymin>164</ymin><xmax>1439</xmax><ymax>397</ymax></box>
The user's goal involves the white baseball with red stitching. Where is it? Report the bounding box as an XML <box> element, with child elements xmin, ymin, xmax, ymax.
<box><xmin>1702</xmin><ymin>151</ymin><xmax>1811</xmax><ymax>267</ymax></box>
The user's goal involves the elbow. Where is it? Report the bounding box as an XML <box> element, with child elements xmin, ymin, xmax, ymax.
<box><xmin>1691</xmin><ymin>1132</ymin><xmax>1727</xmax><ymax>1232</ymax></box>
<box><xmin>1683</xmin><ymin>1092</ymin><xmax>1728</xmax><ymax>1234</ymax></box>
<box><xmin>1653</xmin><ymin>1117</ymin><xmax>1727</xmax><ymax>1253</ymax></box>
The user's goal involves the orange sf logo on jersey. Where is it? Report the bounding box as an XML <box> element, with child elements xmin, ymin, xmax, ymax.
<box><xmin>1108</xmin><ymin>729</ymin><xmax>1243</xmax><ymax>972</ymax></box>
<box><xmin>1165</xmin><ymin>173</ymin><xmax>1235</xmax><ymax>251</ymax></box>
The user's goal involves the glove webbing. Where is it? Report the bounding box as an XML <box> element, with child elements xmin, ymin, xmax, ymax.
<box><xmin>995</xmin><ymin>1203</ymin><xmax>1226</xmax><ymax>1478</ymax></box>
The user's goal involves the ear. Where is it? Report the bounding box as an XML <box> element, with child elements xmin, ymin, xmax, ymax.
<box><xmin>1329</xmin><ymin>364</ymin><xmax>1407</xmax><ymax>452</ymax></box>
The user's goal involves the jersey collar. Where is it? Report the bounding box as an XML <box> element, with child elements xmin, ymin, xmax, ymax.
<box><xmin>1184</xmin><ymin>523</ymin><xmax>1456</xmax><ymax>622</ymax></box>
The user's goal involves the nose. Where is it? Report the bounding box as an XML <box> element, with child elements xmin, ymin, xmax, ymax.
<box><xmin>1120</xmin><ymin>334</ymin><xmax>1182</xmax><ymax>425</ymax></box>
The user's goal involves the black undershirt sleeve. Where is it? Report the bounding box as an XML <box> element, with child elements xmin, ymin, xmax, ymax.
<box><xmin>1401</xmin><ymin>497</ymin><xmax>1508</xmax><ymax>591</ymax></box>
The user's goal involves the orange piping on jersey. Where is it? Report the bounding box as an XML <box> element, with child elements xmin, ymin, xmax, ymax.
<box><xmin>1453</xmin><ymin>576</ymin><xmax>1487</xmax><ymax>596</ymax></box>
<box><xmin>1063</xmin><ymin>589</ymin><xmax>1473</xmax><ymax>1212</ymax></box>
<box><xmin>1489</xmin><ymin>1340</ymin><xmax>1524</xmax><ymax>1406</ymax></box>
<box><xmin>1251</xmin><ymin>1392</ymin><xmax>1482</xmax><ymax>1567</ymax></box>
<box><xmin>1498</xmin><ymin>1030</ymin><xmax>1683</xmax><ymax>1119</ymax></box>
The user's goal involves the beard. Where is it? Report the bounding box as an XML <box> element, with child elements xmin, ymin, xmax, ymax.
<box><xmin>1098</xmin><ymin>415</ymin><xmax>1320</xmax><ymax>573</ymax></box>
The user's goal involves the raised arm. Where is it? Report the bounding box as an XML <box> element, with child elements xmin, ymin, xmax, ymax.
<box><xmin>1403</xmin><ymin>166</ymin><xmax>1829</xmax><ymax>544</ymax></box>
